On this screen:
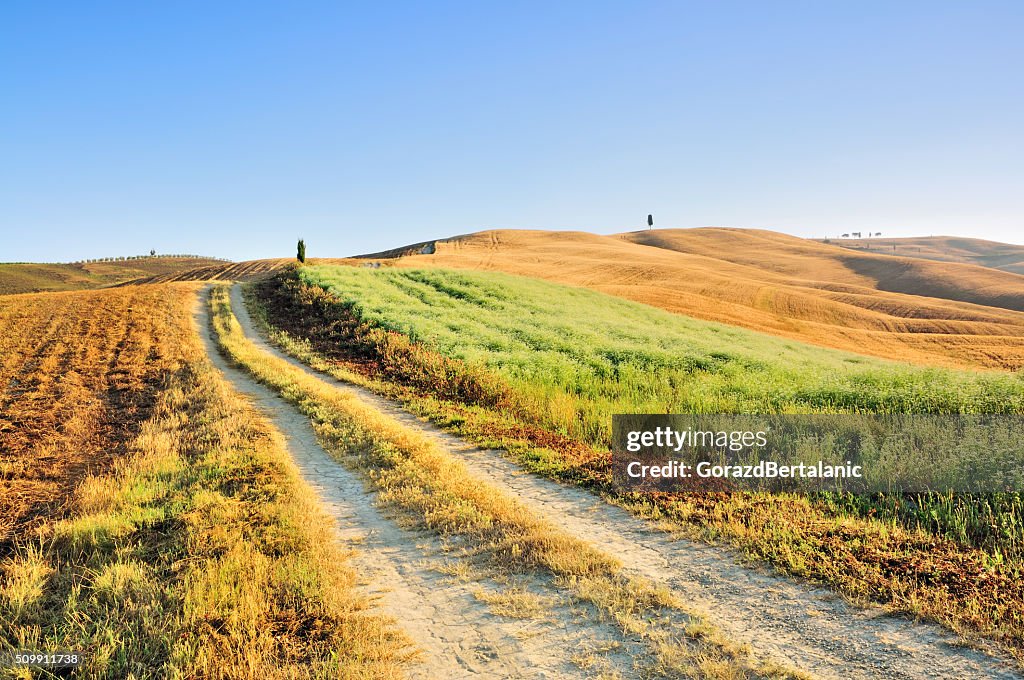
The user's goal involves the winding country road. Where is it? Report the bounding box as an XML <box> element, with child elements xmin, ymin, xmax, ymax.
<box><xmin>194</xmin><ymin>286</ymin><xmax>643</xmax><ymax>679</ymax></box>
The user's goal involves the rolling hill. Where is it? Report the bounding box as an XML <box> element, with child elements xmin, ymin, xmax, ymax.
<box><xmin>0</xmin><ymin>256</ymin><xmax>228</xmax><ymax>295</ymax></box>
<box><xmin>824</xmin><ymin>236</ymin><xmax>1024</xmax><ymax>275</ymax></box>
<box><xmin>620</xmin><ymin>229</ymin><xmax>1024</xmax><ymax>312</ymax></box>
<box><xmin>112</xmin><ymin>228</ymin><xmax>1024</xmax><ymax>370</ymax></box>
<box><xmin>369</xmin><ymin>228</ymin><xmax>1024</xmax><ymax>370</ymax></box>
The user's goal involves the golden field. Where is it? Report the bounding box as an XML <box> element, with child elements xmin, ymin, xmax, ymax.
<box><xmin>374</xmin><ymin>228</ymin><xmax>1024</xmax><ymax>370</ymax></box>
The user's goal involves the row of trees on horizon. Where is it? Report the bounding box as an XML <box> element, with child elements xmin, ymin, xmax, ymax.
<box><xmin>72</xmin><ymin>254</ymin><xmax>231</xmax><ymax>264</ymax></box>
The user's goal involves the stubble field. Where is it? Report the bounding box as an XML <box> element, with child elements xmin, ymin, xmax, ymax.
<box><xmin>0</xmin><ymin>284</ymin><xmax>410</xmax><ymax>678</ymax></box>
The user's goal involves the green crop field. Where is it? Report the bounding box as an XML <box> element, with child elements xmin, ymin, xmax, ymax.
<box><xmin>299</xmin><ymin>266</ymin><xmax>1024</xmax><ymax>447</ymax></box>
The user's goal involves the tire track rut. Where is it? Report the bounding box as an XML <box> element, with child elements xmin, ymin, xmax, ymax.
<box><xmin>196</xmin><ymin>287</ymin><xmax>640</xmax><ymax>679</ymax></box>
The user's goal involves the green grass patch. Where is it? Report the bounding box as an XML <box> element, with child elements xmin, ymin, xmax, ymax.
<box><xmin>299</xmin><ymin>266</ymin><xmax>1024</xmax><ymax>444</ymax></box>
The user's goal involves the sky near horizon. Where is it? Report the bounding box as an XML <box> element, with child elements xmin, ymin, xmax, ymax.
<box><xmin>2</xmin><ymin>1</ymin><xmax>1022</xmax><ymax>263</ymax></box>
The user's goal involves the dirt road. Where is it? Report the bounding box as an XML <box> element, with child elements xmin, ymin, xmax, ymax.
<box><xmin>196</xmin><ymin>288</ymin><xmax>643</xmax><ymax>679</ymax></box>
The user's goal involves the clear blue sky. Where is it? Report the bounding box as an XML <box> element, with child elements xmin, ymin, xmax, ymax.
<box><xmin>2</xmin><ymin>1</ymin><xmax>1022</xmax><ymax>262</ymax></box>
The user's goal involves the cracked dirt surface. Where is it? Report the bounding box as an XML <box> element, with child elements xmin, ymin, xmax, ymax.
<box><xmin>228</xmin><ymin>282</ymin><xmax>1024</xmax><ymax>680</ymax></box>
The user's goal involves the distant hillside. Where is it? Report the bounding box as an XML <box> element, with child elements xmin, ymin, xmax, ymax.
<box><xmin>0</xmin><ymin>257</ymin><xmax>229</xmax><ymax>295</ymax></box>
<box><xmin>622</xmin><ymin>229</ymin><xmax>1024</xmax><ymax>313</ymax></box>
<box><xmin>822</xmin><ymin>236</ymin><xmax>1024</xmax><ymax>275</ymax></box>
<box><xmin>120</xmin><ymin>257</ymin><xmax>361</xmax><ymax>285</ymax></box>
<box><xmin>362</xmin><ymin>228</ymin><xmax>1024</xmax><ymax>370</ymax></box>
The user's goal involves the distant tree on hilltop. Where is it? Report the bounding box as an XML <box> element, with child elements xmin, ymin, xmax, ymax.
<box><xmin>297</xmin><ymin>239</ymin><xmax>306</xmax><ymax>263</ymax></box>
<box><xmin>647</xmin><ymin>214</ymin><xmax>654</xmax><ymax>230</ymax></box>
